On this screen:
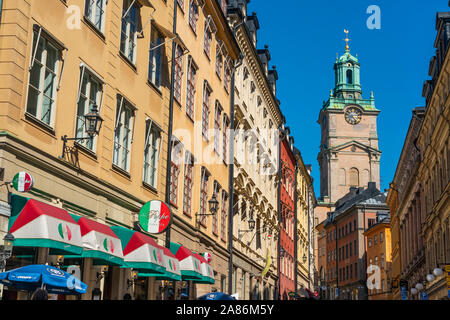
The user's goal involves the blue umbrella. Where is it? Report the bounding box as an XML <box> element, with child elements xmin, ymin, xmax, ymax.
<box><xmin>197</xmin><ymin>292</ymin><xmax>236</xmax><ymax>300</ymax></box>
<box><xmin>0</xmin><ymin>265</ymin><xmax>87</xmax><ymax>295</ymax></box>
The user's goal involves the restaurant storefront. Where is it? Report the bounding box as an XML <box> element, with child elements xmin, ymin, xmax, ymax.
<box><xmin>1</xmin><ymin>194</ymin><xmax>216</xmax><ymax>300</ymax></box>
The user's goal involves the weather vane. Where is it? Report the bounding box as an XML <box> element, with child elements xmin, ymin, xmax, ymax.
<box><xmin>344</xmin><ymin>29</ymin><xmax>350</xmax><ymax>51</ymax></box>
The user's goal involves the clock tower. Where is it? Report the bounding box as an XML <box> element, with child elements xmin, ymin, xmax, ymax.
<box><xmin>317</xmin><ymin>33</ymin><xmax>381</xmax><ymax>208</ymax></box>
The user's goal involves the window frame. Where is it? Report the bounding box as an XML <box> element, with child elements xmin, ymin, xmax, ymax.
<box><xmin>182</xmin><ymin>152</ymin><xmax>194</xmax><ymax>217</ymax></box>
<box><xmin>26</xmin><ymin>28</ymin><xmax>63</xmax><ymax>128</ymax></box>
<box><xmin>188</xmin><ymin>0</ymin><xmax>199</xmax><ymax>34</ymax></box>
<box><xmin>169</xmin><ymin>139</ymin><xmax>183</xmax><ymax>206</ymax></box>
<box><xmin>113</xmin><ymin>96</ymin><xmax>136</xmax><ymax>173</ymax></box>
<box><xmin>199</xmin><ymin>167</ymin><xmax>210</xmax><ymax>227</ymax></box>
<box><xmin>186</xmin><ymin>56</ymin><xmax>197</xmax><ymax>119</ymax></box>
<box><xmin>75</xmin><ymin>64</ymin><xmax>104</xmax><ymax>152</ymax></box>
<box><xmin>174</xmin><ymin>45</ymin><xmax>184</xmax><ymax>104</ymax></box>
<box><xmin>120</xmin><ymin>0</ymin><xmax>139</xmax><ymax>65</ymax></box>
<box><xmin>142</xmin><ymin>118</ymin><xmax>163</xmax><ymax>189</ymax></box>
<box><xmin>148</xmin><ymin>27</ymin><xmax>164</xmax><ymax>88</ymax></box>
<box><xmin>84</xmin><ymin>0</ymin><xmax>107</xmax><ymax>33</ymax></box>
<box><xmin>202</xmin><ymin>81</ymin><xmax>212</xmax><ymax>140</ymax></box>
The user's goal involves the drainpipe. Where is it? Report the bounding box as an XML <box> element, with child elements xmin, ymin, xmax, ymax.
<box><xmin>294</xmin><ymin>163</ymin><xmax>298</xmax><ymax>293</ymax></box>
<box><xmin>227</xmin><ymin>20</ymin><xmax>244</xmax><ymax>296</ymax></box>
<box><xmin>164</xmin><ymin>0</ymin><xmax>178</xmax><ymax>249</ymax></box>
<box><xmin>276</xmin><ymin>128</ymin><xmax>283</xmax><ymax>300</ymax></box>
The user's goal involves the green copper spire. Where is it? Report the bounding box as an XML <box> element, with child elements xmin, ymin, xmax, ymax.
<box><xmin>333</xmin><ymin>30</ymin><xmax>362</xmax><ymax>99</ymax></box>
<box><xmin>321</xmin><ymin>31</ymin><xmax>379</xmax><ymax>112</ymax></box>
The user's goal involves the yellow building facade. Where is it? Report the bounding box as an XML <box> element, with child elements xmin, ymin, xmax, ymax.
<box><xmin>294</xmin><ymin>149</ymin><xmax>316</xmax><ymax>292</ymax></box>
<box><xmin>364</xmin><ymin>216</ymin><xmax>392</xmax><ymax>300</ymax></box>
<box><xmin>0</xmin><ymin>0</ymin><xmax>239</xmax><ymax>300</ymax></box>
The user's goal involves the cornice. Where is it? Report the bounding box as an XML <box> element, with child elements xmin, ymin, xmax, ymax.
<box><xmin>233</xmin><ymin>22</ymin><xmax>283</xmax><ymax>126</ymax></box>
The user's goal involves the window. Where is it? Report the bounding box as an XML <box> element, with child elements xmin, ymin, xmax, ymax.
<box><xmin>202</xmin><ymin>82</ymin><xmax>212</xmax><ymax>139</ymax></box>
<box><xmin>346</xmin><ymin>244</ymin><xmax>348</xmax><ymax>258</ymax></box>
<box><xmin>120</xmin><ymin>0</ymin><xmax>139</xmax><ymax>64</ymax></box>
<box><xmin>355</xmin><ymin>262</ymin><xmax>358</xmax><ymax>279</ymax></box>
<box><xmin>174</xmin><ymin>45</ymin><xmax>184</xmax><ymax>103</ymax></box>
<box><xmin>381</xmin><ymin>253</ymin><xmax>385</xmax><ymax>268</ymax></box>
<box><xmin>349</xmin><ymin>242</ymin><xmax>352</xmax><ymax>257</ymax></box>
<box><xmin>223</xmin><ymin>115</ymin><xmax>229</xmax><ymax>162</ymax></box>
<box><xmin>215</xmin><ymin>42</ymin><xmax>223</xmax><ymax>79</ymax></box>
<box><xmin>375</xmin><ymin>256</ymin><xmax>378</xmax><ymax>266</ymax></box>
<box><xmin>380</xmin><ymin>232</ymin><xmax>384</xmax><ymax>243</ymax></box>
<box><xmin>368</xmin><ymin>238</ymin><xmax>372</xmax><ymax>247</ymax></box>
<box><xmin>374</xmin><ymin>235</ymin><xmax>378</xmax><ymax>245</ymax></box>
<box><xmin>182</xmin><ymin>152</ymin><xmax>194</xmax><ymax>216</ymax></box>
<box><xmin>199</xmin><ymin>167</ymin><xmax>210</xmax><ymax>226</ymax></box>
<box><xmin>169</xmin><ymin>140</ymin><xmax>183</xmax><ymax>206</ymax></box>
<box><xmin>224</xmin><ymin>60</ymin><xmax>231</xmax><ymax>93</ymax></box>
<box><xmin>113</xmin><ymin>96</ymin><xmax>135</xmax><ymax>172</ymax></box>
<box><xmin>214</xmin><ymin>102</ymin><xmax>222</xmax><ymax>155</ymax></box>
<box><xmin>27</xmin><ymin>29</ymin><xmax>62</xmax><ymax>127</ymax></box>
<box><xmin>203</xmin><ymin>18</ymin><xmax>213</xmax><ymax>58</ymax></box>
<box><xmin>189</xmin><ymin>0</ymin><xmax>199</xmax><ymax>33</ymax></box>
<box><xmin>212</xmin><ymin>181</ymin><xmax>221</xmax><ymax>235</ymax></box>
<box><xmin>143</xmin><ymin>119</ymin><xmax>162</xmax><ymax>188</ymax></box>
<box><xmin>350</xmin><ymin>264</ymin><xmax>353</xmax><ymax>279</ymax></box>
<box><xmin>149</xmin><ymin>28</ymin><xmax>163</xmax><ymax>88</ymax></box>
<box><xmin>220</xmin><ymin>191</ymin><xmax>228</xmax><ymax>242</ymax></box>
<box><xmin>354</xmin><ymin>219</ymin><xmax>357</xmax><ymax>232</ymax></box>
<box><xmin>85</xmin><ymin>0</ymin><xmax>106</xmax><ymax>32</ymax></box>
<box><xmin>346</xmin><ymin>69</ymin><xmax>353</xmax><ymax>84</ymax></box>
<box><xmin>76</xmin><ymin>66</ymin><xmax>103</xmax><ymax>151</ymax></box>
<box><xmin>354</xmin><ymin>240</ymin><xmax>357</xmax><ymax>255</ymax></box>
<box><xmin>186</xmin><ymin>57</ymin><xmax>197</xmax><ymax>119</ymax></box>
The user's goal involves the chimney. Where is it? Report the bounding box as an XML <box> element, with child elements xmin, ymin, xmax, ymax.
<box><xmin>368</xmin><ymin>182</ymin><xmax>376</xmax><ymax>190</ymax></box>
<box><xmin>349</xmin><ymin>187</ymin><xmax>357</xmax><ymax>196</ymax></box>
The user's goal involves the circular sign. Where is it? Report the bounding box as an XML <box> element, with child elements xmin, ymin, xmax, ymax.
<box><xmin>12</xmin><ymin>172</ymin><xmax>34</xmax><ymax>192</ymax></box>
<box><xmin>139</xmin><ymin>200</ymin><xmax>173</xmax><ymax>234</ymax></box>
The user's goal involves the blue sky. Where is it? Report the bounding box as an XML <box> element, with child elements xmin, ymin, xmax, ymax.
<box><xmin>249</xmin><ymin>0</ymin><xmax>449</xmax><ymax>196</ymax></box>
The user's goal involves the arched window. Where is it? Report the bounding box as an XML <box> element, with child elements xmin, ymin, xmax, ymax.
<box><xmin>349</xmin><ymin>168</ymin><xmax>359</xmax><ymax>187</ymax></box>
<box><xmin>346</xmin><ymin>69</ymin><xmax>353</xmax><ymax>84</ymax></box>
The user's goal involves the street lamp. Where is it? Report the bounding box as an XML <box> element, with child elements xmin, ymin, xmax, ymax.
<box><xmin>415</xmin><ymin>283</ymin><xmax>424</xmax><ymax>291</ymax></box>
<box><xmin>426</xmin><ymin>274</ymin><xmax>435</xmax><ymax>282</ymax></box>
<box><xmin>433</xmin><ymin>267</ymin><xmax>444</xmax><ymax>277</ymax></box>
<box><xmin>60</xmin><ymin>104</ymin><xmax>104</xmax><ymax>159</ymax></box>
<box><xmin>238</xmin><ymin>217</ymin><xmax>256</xmax><ymax>237</ymax></box>
<box><xmin>0</xmin><ymin>233</ymin><xmax>15</xmax><ymax>270</ymax></box>
<box><xmin>195</xmin><ymin>193</ymin><xmax>219</xmax><ymax>227</ymax></box>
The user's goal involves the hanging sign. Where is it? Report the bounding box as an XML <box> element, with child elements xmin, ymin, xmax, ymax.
<box><xmin>139</xmin><ymin>200</ymin><xmax>173</xmax><ymax>234</ymax></box>
<box><xmin>12</xmin><ymin>172</ymin><xmax>34</xmax><ymax>192</ymax></box>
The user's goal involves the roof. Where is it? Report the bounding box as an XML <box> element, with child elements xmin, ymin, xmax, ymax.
<box><xmin>324</xmin><ymin>183</ymin><xmax>388</xmax><ymax>227</ymax></box>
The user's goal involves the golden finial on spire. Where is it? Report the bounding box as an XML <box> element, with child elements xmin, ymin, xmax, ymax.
<box><xmin>344</xmin><ymin>29</ymin><xmax>350</xmax><ymax>51</ymax></box>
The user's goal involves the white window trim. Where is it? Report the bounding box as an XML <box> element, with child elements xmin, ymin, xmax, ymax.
<box><xmin>113</xmin><ymin>95</ymin><xmax>136</xmax><ymax>172</ymax></box>
<box><xmin>27</xmin><ymin>26</ymin><xmax>66</xmax><ymax>128</ymax></box>
<box><xmin>142</xmin><ymin>117</ymin><xmax>163</xmax><ymax>188</ymax></box>
<box><xmin>75</xmin><ymin>65</ymin><xmax>104</xmax><ymax>152</ymax></box>
<box><xmin>85</xmin><ymin>0</ymin><xmax>107</xmax><ymax>33</ymax></box>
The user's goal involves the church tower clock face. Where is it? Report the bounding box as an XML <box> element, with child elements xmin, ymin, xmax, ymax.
<box><xmin>345</xmin><ymin>107</ymin><xmax>362</xmax><ymax>125</ymax></box>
